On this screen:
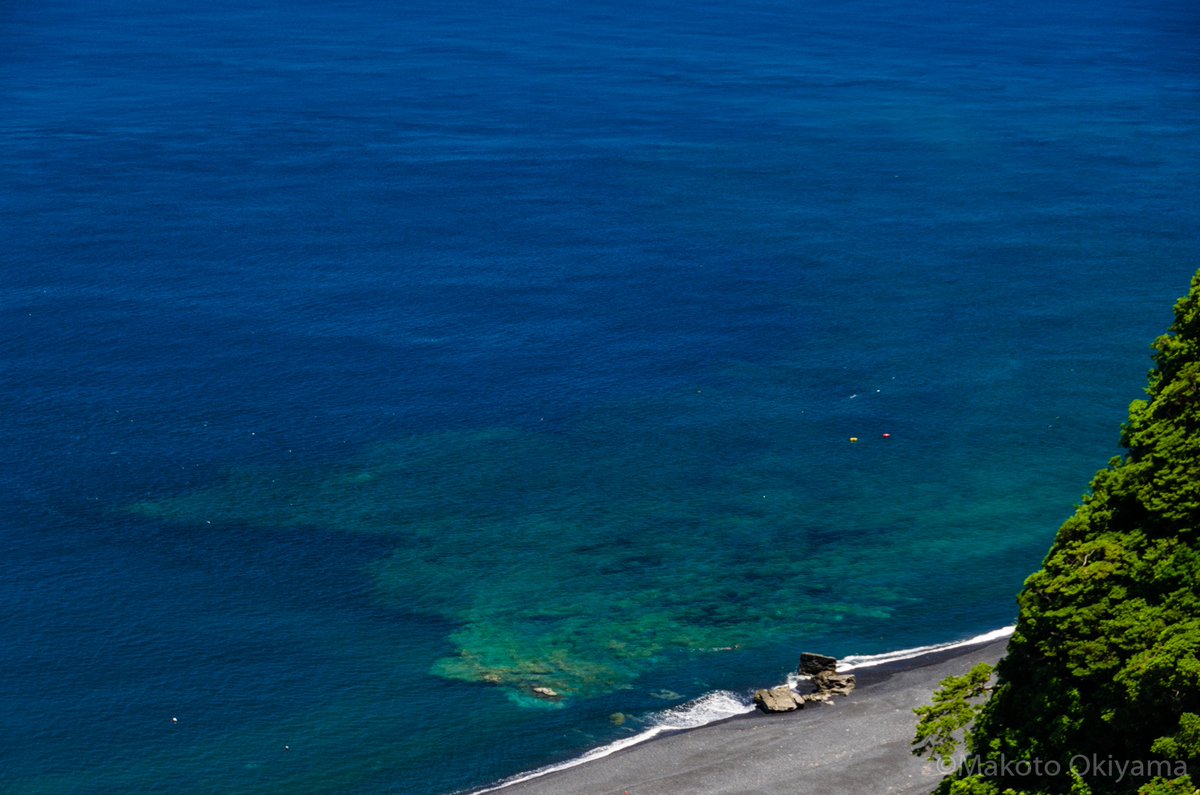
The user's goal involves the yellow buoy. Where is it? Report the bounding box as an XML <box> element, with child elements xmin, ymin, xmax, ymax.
<box><xmin>850</xmin><ymin>437</ymin><xmax>858</xmax><ymax>443</ymax></box>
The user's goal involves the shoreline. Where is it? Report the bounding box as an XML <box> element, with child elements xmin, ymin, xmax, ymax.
<box><xmin>470</xmin><ymin>627</ymin><xmax>1013</xmax><ymax>795</ymax></box>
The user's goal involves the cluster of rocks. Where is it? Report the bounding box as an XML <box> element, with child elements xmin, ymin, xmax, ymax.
<box><xmin>753</xmin><ymin>652</ymin><xmax>857</xmax><ymax>713</ymax></box>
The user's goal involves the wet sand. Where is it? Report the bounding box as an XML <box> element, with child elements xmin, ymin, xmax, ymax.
<box><xmin>485</xmin><ymin>637</ymin><xmax>1008</xmax><ymax>795</ymax></box>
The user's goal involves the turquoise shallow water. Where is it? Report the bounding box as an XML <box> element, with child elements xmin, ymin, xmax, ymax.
<box><xmin>2</xmin><ymin>0</ymin><xmax>1199</xmax><ymax>792</ymax></box>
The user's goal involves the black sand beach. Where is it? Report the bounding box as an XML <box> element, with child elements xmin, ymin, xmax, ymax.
<box><xmin>485</xmin><ymin>637</ymin><xmax>1009</xmax><ymax>795</ymax></box>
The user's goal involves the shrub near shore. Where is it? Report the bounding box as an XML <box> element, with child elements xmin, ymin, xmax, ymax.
<box><xmin>917</xmin><ymin>271</ymin><xmax>1200</xmax><ymax>795</ymax></box>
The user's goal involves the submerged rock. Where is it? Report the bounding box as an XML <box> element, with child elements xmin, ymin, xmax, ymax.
<box><xmin>798</xmin><ymin>652</ymin><xmax>838</xmax><ymax>676</ymax></box>
<box><xmin>754</xmin><ymin>686</ymin><xmax>802</xmax><ymax>713</ymax></box>
<box><xmin>649</xmin><ymin>689</ymin><xmax>683</xmax><ymax>701</ymax></box>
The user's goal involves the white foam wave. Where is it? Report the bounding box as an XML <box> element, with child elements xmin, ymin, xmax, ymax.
<box><xmin>784</xmin><ymin>626</ymin><xmax>1014</xmax><ymax>688</ymax></box>
<box><xmin>837</xmin><ymin>625</ymin><xmax>1015</xmax><ymax>671</ymax></box>
<box><xmin>469</xmin><ymin>691</ymin><xmax>754</xmax><ymax>793</ymax></box>
<box><xmin>651</xmin><ymin>690</ymin><xmax>756</xmax><ymax>730</ymax></box>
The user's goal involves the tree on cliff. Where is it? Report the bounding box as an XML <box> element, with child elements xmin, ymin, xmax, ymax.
<box><xmin>917</xmin><ymin>270</ymin><xmax>1200</xmax><ymax>795</ymax></box>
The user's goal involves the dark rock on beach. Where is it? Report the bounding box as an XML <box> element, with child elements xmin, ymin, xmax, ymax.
<box><xmin>751</xmin><ymin>653</ymin><xmax>856</xmax><ymax>714</ymax></box>
<box><xmin>812</xmin><ymin>670</ymin><xmax>856</xmax><ymax>696</ymax></box>
<box><xmin>754</xmin><ymin>686</ymin><xmax>802</xmax><ymax>713</ymax></box>
<box><xmin>798</xmin><ymin>652</ymin><xmax>838</xmax><ymax>676</ymax></box>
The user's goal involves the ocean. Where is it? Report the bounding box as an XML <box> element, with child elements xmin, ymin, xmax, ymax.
<box><xmin>2</xmin><ymin>0</ymin><xmax>1198</xmax><ymax>792</ymax></box>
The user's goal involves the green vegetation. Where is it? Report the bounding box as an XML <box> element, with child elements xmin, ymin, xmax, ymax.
<box><xmin>916</xmin><ymin>270</ymin><xmax>1200</xmax><ymax>795</ymax></box>
<box><xmin>914</xmin><ymin>663</ymin><xmax>996</xmax><ymax>765</ymax></box>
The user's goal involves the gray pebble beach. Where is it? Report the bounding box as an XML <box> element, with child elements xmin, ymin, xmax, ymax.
<box><xmin>483</xmin><ymin>637</ymin><xmax>1008</xmax><ymax>795</ymax></box>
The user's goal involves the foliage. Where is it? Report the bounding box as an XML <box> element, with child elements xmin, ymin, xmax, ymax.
<box><xmin>929</xmin><ymin>271</ymin><xmax>1200</xmax><ymax>795</ymax></box>
<box><xmin>1150</xmin><ymin>713</ymin><xmax>1200</xmax><ymax>761</ymax></box>
<box><xmin>915</xmin><ymin>663</ymin><xmax>997</xmax><ymax>764</ymax></box>
<box><xmin>1135</xmin><ymin>776</ymin><xmax>1197</xmax><ymax>795</ymax></box>
<box><xmin>1069</xmin><ymin>771</ymin><xmax>1096</xmax><ymax>795</ymax></box>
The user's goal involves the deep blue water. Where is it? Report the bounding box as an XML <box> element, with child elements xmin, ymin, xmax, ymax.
<box><xmin>2</xmin><ymin>0</ymin><xmax>1199</xmax><ymax>792</ymax></box>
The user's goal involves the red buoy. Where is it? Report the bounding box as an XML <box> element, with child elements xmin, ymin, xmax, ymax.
<box><xmin>882</xmin><ymin>433</ymin><xmax>892</xmax><ymax>439</ymax></box>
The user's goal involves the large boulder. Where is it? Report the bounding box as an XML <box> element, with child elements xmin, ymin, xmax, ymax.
<box><xmin>812</xmin><ymin>670</ymin><xmax>856</xmax><ymax>696</ymax></box>
<box><xmin>798</xmin><ymin>652</ymin><xmax>838</xmax><ymax>676</ymax></box>
<box><xmin>754</xmin><ymin>686</ymin><xmax>802</xmax><ymax>713</ymax></box>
